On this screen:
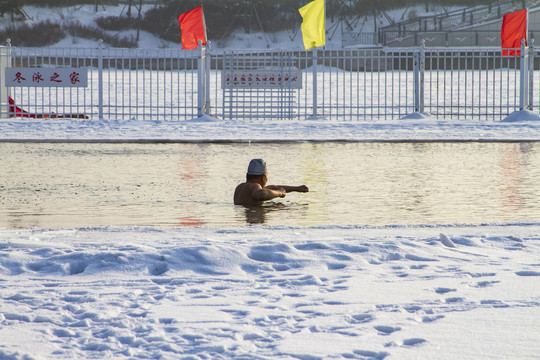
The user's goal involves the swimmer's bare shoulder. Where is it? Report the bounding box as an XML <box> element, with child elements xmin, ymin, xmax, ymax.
<box><xmin>234</xmin><ymin>182</ymin><xmax>264</xmax><ymax>206</ymax></box>
<box><xmin>234</xmin><ymin>182</ymin><xmax>289</xmax><ymax>206</ymax></box>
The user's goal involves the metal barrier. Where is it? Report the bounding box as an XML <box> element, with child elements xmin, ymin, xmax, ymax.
<box><xmin>0</xmin><ymin>45</ymin><xmax>9</xmax><ymax>119</ymax></box>
<box><xmin>212</xmin><ymin>48</ymin><xmax>418</xmax><ymax>120</ymax></box>
<box><xmin>341</xmin><ymin>32</ymin><xmax>377</xmax><ymax>48</ymax></box>
<box><xmin>423</xmin><ymin>46</ymin><xmax>525</xmax><ymax>120</ymax></box>
<box><xmin>0</xmin><ymin>42</ymin><xmax>537</xmax><ymax>122</ymax></box>
<box><xmin>379</xmin><ymin>29</ymin><xmax>540</xmax><ymax>47</ymax></box>
<box><xmin>377</xmin><ymin>0</ymin><xmax>538</xmax><ymax>46</ymax></box>
<box><xmin>3</xmin><ymin>44</ymin><xmax>203</xmax><ymax>120</ymax></box>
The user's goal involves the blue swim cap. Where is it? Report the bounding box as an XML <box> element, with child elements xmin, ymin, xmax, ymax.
<box><xmin>247</xmin><ymin>159</ymin><xmax>267</xmax><ymax>175</ymax></box>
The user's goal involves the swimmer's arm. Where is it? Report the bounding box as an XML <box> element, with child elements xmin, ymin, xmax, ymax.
<box><xmin>266</xmin><ymin>185</ymin><xmax>309</xmax><ymax>193</ymax></box>
<box><xmin>252</xmin><ymin>187</ymin><xmax>286</xmax><ymax>202</ymax></box>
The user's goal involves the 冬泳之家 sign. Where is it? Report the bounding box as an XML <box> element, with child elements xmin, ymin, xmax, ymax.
<box><xmin>5</xmin><ymin>68</ymin><xmax>88</xmax><ymax>87</ymax></box>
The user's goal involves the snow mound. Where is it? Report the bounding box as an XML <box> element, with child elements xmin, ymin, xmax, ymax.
<box><xmin>501</xmin><ymin>109</ymin><xmax>540</xmax><ymax>122</ymax></box>
<box><xmin>184</xmin><ymin>115</ymin><xmax>221</xmax><ymax>123</ymax></box>
<box><xmin>400</xmin><ymin>112</ymin><xmax>434</xmax><ymax>120</ymax></box>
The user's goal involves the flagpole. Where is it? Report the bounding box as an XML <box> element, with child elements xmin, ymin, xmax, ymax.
<box><xmin>520</xmin><ymin>37</ymin><xmax>527</xmax><ymax>110</ymax></box>
<box><xmin>530</xmin><ymin>38</ymin><xmax>534</xmax><ymax>110</ymax></box>
<box><xmin>524</xmin><ymin>7</ymin><xmax>529</xmax><ymax>53</ymax></box>
<box><xmin>520</xmin><ymin>8</ymin><xmax>529</xmax><ymax>110</ymax></box>
<box><xmin>299</xmin><ymin>0</ymin><xmax>325</xmax><ymax>118</ymax></box>
<box><xmin>201</xmin><ymin>4</ymin><xmax>210</xmax><ymax>115</ymax></box>
<box><xmin>311</xmin><ymin>0</ymin><xmax>324</xmax><ymax>118</ymax></box>
<box><xmin>526</xmin><ymin>7</ymin><xmax>530</xmax><ymax>109</ymax></box>
<box><xmin>201</xmin><ymin>4</ymin><xmax>207</xmax><ymax>47</ymax></box>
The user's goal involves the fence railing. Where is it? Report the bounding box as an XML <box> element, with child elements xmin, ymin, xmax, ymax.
<box><xmin>377</xmin><ymin>0</ymin><xmax>537</xmax><ymax>46</ymax></box>
<box><xmin>378</xmin><ymin>29</ymin><xmax>540</xmax><ymax>48</ymax></box>
<box><xmin>3</xmin><ymin>45</ymin><xmax>205</xmax><ymax>120</ymax></box>
<box><xmin>341</xmin><ymin>32</ymin><xmax>377</xmax><ymax>48</ymax></box>
<box><xmin>0</xmin><ymin>41</ymin><xmax>537</xmax><ymax>122</ymax></box>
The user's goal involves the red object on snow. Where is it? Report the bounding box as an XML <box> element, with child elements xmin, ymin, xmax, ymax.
<box><xmin>9</xmin><ymin>96</ymin><xmax>34</xmax><ymax>117</ymax></box>
<box><xmin>8</xmin><ymin>96</ymin><xmax>88</xmax><ymax>119</ymax></box>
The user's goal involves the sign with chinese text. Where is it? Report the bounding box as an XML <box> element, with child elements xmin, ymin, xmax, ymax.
<box><xmin>5</xmin><ymin>68</ymin><xmax>88</xmax><ymax>87</ymax></box>
<box><xmin>222</xmin><ymin>68</ymin><xmax>302</xmax><ymax>89</ymax></box>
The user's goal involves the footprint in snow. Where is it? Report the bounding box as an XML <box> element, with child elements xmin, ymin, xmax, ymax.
<box><xmin>474</xmin><ymin>280</ymin><xmax>500</xmax><ymax>287</ymax></box>
<box><xmin>221</xmin><ymin>309</ymin><xmax>249</xmax><ymax>319</ymax></box>
<box><xmin>69</xmin><ymin>261</ymin><xmax>88</xmax><ymax>275</ymax></box>
<box><xmin>480</xmin><ymin>300</ymin><xmax>510</xmax><ymax>308</ymax></box>
<box><xmin>445</xmin><ymin>297</ymin><xmax>464</xmax><ymax>303</ymax></box>
<box><xmin>374</xmin><ymin>325</ymin><xmax>401</xmax><ymax>334</ymax></box>
<box><xmin>353</xmin><ymin>350</ymin><xmax>389</xmax><ymax>359</ymax></box>
<box><xmin>403</xmin><ymin>305</ymin><xmax>422</xmax><ymax>313</ymax></box>
<box><xmin>515</xmin><ymin>271</ymin><xmax>540</xmax><ymax>276</ymax></box>
<box><xmin>346</xmin><ymin>313</ymin><xmax>374</xmax><ymax>324</ymax></box>
<box><xmin>422</xmin><ymin>315</ymin><xmax>445</xmax><ymax>323</ymax></box>
<box><xmin>327</xmin><ymin>262</ymin><xmax>347</xmax><ymax>270</ymax></box>
<box><xmin>507</xmin><ymin>236</ymin><xmax>523</xmax><ymax>243</ymax></box>
<box><xmin>403</xmin><ymin>338</ymin><xmax>426</xmax><ymax>346</ymax></box>
<box><xmin>294</xmin><ymin>243</ymin><xmax>329</xmax><ymax>251</ymax></box>
<box><xmin>434</xmin><ymin>287</ymin><xmax>456</xmax><ymax>294</ymax></box>
<box><xmin>149</xmin><ymin>262</ymin><xmax>168</xmax><ymax>276</ymax></box>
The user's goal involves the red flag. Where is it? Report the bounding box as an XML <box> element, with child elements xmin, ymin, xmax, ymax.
<box><xmin>501</xmin><ymin>9</ymin><xmax>527</xmax><ymax>56</ymax></box>
<box><xmin>178</xmin><ymin>6</ymin><xmax>207</xmax><ymax>50</ymax></box>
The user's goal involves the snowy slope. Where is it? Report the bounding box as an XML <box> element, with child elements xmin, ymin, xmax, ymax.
<box><xmin>1</xmin><ymin>4</ymin><xmax>463</xmax><ymax>49</ymax></box>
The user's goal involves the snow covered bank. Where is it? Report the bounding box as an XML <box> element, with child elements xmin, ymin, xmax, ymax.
<box><xmin>1</xmin><ymin>225</ymin><xmax>539</xmax><ymax>359</ymax></box>
<box><xmin>2</xmin><ymin>117</ymin><xmax>540</xmax><ymax>142</ymax></box>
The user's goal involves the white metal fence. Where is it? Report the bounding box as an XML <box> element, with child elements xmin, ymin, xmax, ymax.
<box><xmin>3</xmin><ymin>45</ymin><xmax>204</xmax><ymax>120</ymax></box>
<box><xmin>0</xmin><ymin>41</ymin><xmax>536</xmax><ymax>122</ymax></box>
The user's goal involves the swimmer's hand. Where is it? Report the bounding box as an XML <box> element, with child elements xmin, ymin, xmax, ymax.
<box><xmin>296</xmin><ymin>185</ymin><xmax>309</xmax><ymax>193</ymax></box>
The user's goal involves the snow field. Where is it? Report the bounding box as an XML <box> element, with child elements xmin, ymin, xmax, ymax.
<box><xmin>1</xmin><ymin>225</ymin><xmax>539</xmax><ymax>359</ymax></box>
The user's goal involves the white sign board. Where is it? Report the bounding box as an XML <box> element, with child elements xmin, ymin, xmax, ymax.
<box><xmin>222</xmin><ymin>68</ymin><xmax>302</xmax><ymax>89</ymax></box>
<box><xmin>5</xmin><ymin>68</ymin><xmax>88</xmax><ymax>87</ymax></box>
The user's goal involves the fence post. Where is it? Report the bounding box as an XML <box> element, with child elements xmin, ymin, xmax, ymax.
<box><xmin>0</xmin><ymin>39</ymin><xmax>11</xmax><ymax>119</ymax></box>
<box><xmin>228</xmin><ymin>53</ymin><xmax>234</xmax><ymax>120</ymax></box>
<box><xmin>529</xmin><ymin>39</ymin><xmax>534</xmax><ymax>110</ymax></box>
<box><xmin>98</xmin><ymin>39</ymin><xmax>104</xmax><ymax>120</ymax></box>
<box><xmin>279</xmin><ymin>51</ymin><xmax>285</xmax><ymax>120</ymax></box>
<box><xmin>414</xmin><ymin>40</ymin><xmax>425</xmax><ymax>113</ymax></box>
<box><xmin>198</xmin><ymin>41</ymin><xmax>205</xmax><ymax>117</ymax></box>
<box><xmin>519</xmin><ymin>38</ymin><xmax>529</xmax><ymax>110</ymax></box>
<box><xmin>312</xmin><ymin>49</ymin><xmax>318</xmax><ymax>117</ymax></box>
<box><xmin>205</xmin><ymin>42</ymin><xmax>211</xmax><ymax>116</ymax></box>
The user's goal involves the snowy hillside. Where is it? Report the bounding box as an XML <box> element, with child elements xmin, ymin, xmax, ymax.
<box><xmin>0</xmin><ymin>4</ymin><xmax>464</xmax><ymax>49</ymax></box>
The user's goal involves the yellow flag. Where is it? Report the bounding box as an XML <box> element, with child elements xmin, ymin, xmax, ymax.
<box><xmin>299</xmin><ymin>0</ymin><xmax>325</xmax><ymax>50</ymax></box>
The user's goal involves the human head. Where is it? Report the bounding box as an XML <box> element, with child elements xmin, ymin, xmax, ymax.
<box><xmin>246</xmin><ymin>159</ymin><xmax>267</xmax><ymax>182</ymax></box>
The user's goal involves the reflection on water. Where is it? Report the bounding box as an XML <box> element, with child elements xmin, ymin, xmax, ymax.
<box><xmin>2</xmin><ymin>142</ymin><xmax>540</xmax><ymax>229</ymax></box>
<box><xmin>241</xmin><ymin>203</ymin><xmax>287</xmax><ymax>225</ymax></box>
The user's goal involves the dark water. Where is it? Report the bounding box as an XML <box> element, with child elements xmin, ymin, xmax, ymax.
<box><xmin>2</xmin><ymin>142</ymin><xmax>540</xmax><ymax>229</ymax></box>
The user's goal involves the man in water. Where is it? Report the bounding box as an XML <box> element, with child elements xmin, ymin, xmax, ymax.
<box><xmin>234</xmin><ymin>159</ymin><xmax>309</xmax><ymax>206</ymax></box>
